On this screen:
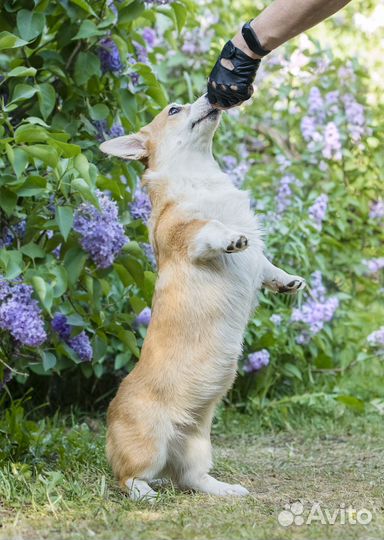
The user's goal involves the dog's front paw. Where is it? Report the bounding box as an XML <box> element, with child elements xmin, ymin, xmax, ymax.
<box><xmin>277</xmin><ymin>276</ymin><xmax>306</xmax><ymax>294</ymax></box>
<box><xmin>225</xmin><ymin>234</ymin><xmax>249</xmax><ymax>254</ymax></box>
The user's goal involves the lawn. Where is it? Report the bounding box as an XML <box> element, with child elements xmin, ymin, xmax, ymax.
<box><xmin>1</xmin><ymin>409</ymin><xmax>383</xmax><ymax>540</ymax></box>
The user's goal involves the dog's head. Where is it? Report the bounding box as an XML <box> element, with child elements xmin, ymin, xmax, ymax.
<box><xmin>99</xmin><ymin>95</ymin><xmax>221</xmax><ymax>169</ymax></box>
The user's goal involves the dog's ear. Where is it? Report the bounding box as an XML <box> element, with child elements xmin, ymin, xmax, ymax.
<box><xmin>99</xmin><ymin>132</ymin><xmax>148</xmax><ymax>161</ymax></box>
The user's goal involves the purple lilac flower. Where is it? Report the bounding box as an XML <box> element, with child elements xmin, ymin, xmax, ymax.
<box><xmin>222</xmin><ymin>155</ymin><xmax>249</xmax><ymax>187</ymax></box>
<box><xmin>308</xmin><ymin>86</ymin><xmax>324</xmax><ymax>118</ymax></box>
<box><xmin>244</xmin><ymin>349</ymin><xmax>270</xmax><ymax>373</ymax></box>
<box><xmin>301</xmin><ymin>116</ymin><xmax>317</xmax><ymax>143</ymax></box>
<box><xmin>343</xmin><ymin>94</ymin><xmax>366</xmax><ymax>142</ymax></box>
<box><xmin>99</xmin><ymin>37</ymin><xmax>122</xmax><ymax>73</ymax></box>
<box><xmin>0</xmin><ymin>278</ymin><xmax>47</xmax><ymax>347</ymax></box>
<box><xmin>181</xmin><ymin>28</ymin><xmax>213</xmax><ymax>56</ymax></box>
<box><xmin>310</xmin><ymin>270</ymin><xmax>326</xmax><ymax>302</ymax></box>
<box><xmin>129</xmin><ymin>187</ymin><xmax>152</xmax><ymax>224</ymax></box>
<box><xmin>308</xmin><ymin>194</ymin><xmax>328</xmax><ymax>231</ymax></box>
<box><xmin>326</xmin><ymin>91</ymin><xmax>339</xmax><ymax>106</ymax></box>
<box><xmin>363</xmin><ymin>258</ymin><xmax>384</xmax><ymax>274</ymax></box>
<box><xmin>367</xmin><ymin>327</ymin><xmax>384</xmax><ymax>352</ymax></box>
<box><xmin>74</xmin><ymin>190</ymin><xmax>128</xmax><ymax>269</ymax></box>
<box><xmin>322</xmin><ymin>122</ymin><xmax>342</xmax><ymax>161</ymax></box>
<box><xmin>0</xmin><ymin>220</ymin><xmax>26</xmax><ymax>248</ymax></box>
<box><xmin>141</xmin><ymin>242</ymin><xmax>157</xmax><ymax>270</ymax></box>
<box><xmin>276</xmin><ymin>154</ymin><xmax>291</xmax><ymax>172</ymax></box>
<box><xmin>370</xmin><ymin>200</ymin><xmax>384</xmax><ymax>220</ymax></box>
<box><xmin>276</xmin><ymin>174</ymin><xmax>299</xmax><ymax>214</ymax></box>
<box><xmin>52</xmin><ymin>313</ymin><xmax>93</xmax><ymax>362</ymax></box>
<box><xmin>68</xmin><ymin>332</ymin><xmax>93</xmax><ymax>362</ymax></box>
<box><xmin>291</xmin><ymin>272</ymin><xmax>339</xmax><ymax>338</ymax></box>
<box><xmin>134</xmin><ymin>42</ymin><xmax>149</xmax><ymax>64</ymax></box>
<box><xmin>94</xmin><ymin>120</ymin><xmax>108</xmax><ymax>141</ymax></box>
<box><xmin>142</xmin><ymin>28</ymin><xmax>157</xmax><ymax>48</ymax></box>
<box><xmin>0</xmin><ymin>368</ymin><xmax>13</xmax><ymax>392</ymax></box>
<box><xmin>338</xmin><ymin>65</ymin><xmax>355</xmax><ymax>83</ymax></box>
<box><xmin>270</xmin><ymin>314</ymin><xmax>282</xmax><ymax>325</ymax></box>
<box><xmin>108</xmin><ymin>122</ymin><xmax>124</xmax><ymax>138</ymax></box>
<box><xmin>52</xmin><ymin>313</ymin><xmax>71</xmax><ymax>341</ymax></box>
<box><xmin>94</xmin><ymin>121</ymin><xmax>124</xmax><ymax>142</ymax></box>
<box><xmin>135</xmin><ymin>307</ymin><xmax>151</xmax><ymax>327</ymax></box>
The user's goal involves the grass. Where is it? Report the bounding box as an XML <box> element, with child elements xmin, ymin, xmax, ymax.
<box><xmin>1</xmin><ymin>403</ymin><xmax>384</xmax><ymax>540</ymax></box>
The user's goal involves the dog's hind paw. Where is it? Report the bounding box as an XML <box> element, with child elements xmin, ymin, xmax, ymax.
<box><xmin>225</xmin><ymin>234</ymin><xmax>249</xmax><ymax>253</ymax></box>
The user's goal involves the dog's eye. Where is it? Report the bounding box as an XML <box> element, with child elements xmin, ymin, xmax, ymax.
<box><xmin>168</xmin><ymin>106</ymin><xmax>182</xmax><ymax>116</ymax></box>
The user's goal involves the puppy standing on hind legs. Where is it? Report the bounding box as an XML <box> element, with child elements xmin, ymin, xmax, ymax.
<box><xmin>101</xmin><ymin>95</ymin><xmax>305</xmax><ymax>501</ymax></box>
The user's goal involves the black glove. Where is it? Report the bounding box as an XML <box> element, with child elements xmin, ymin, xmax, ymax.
<box><xmin>207</xmin><ymin>22</ymin><xmax>270</xmax><ymax>109</ymax></box>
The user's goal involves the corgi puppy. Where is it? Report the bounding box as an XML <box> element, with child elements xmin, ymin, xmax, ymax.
<box><xmin>100</xmin><ymin>95</ymin><xmax>305</xmax><ymax>500</ymax></box>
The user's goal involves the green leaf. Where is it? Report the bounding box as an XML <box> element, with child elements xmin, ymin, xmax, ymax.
<box><xmin>89</xmin><ymin>103</ymin><xmax>109</xmax><ymax>121</ymax></box>
<box><xmin>74</xmin><ymin>154</ymin><xmax>91</xmax><ymax>184</ymax></box>
<box><xmin>38</xmin><ymin>83</ymin><xmax>56</xmax><ymax>120</ymax></box>
<box><xmin>16</xmin><ymin>176</ymin><xmax>47</xmax><ymax>196</ymax></box>
<box><xmin>42</xmin><ymin>351</ymin><xmax>57</xmax><ymax>371</ymax></box>
<box><xmin>117</xmin><ymin>329</ymin><xmax>140</xmax><ymax>357</ymax></box>
<box><xmin>51</xmin><ymin>266</ymin><xmax>68</xmax><ymax>298</ymax></box>
<box><xmin>119</xmin><ymin>89</ymin><xmax>137</xmax><ymax>127</ymax></box>
<box><xmin>71</xmin><ymin>178</ymin><xmax>99</xmax><ymax>206</ymax></box>
<box><xmin>48</xmin><ymin>139</ymin><xmax>81</xmax><ymax>157</ymax></box>
<box><xmin>282</xmin><ymin>363</ymin><xmax>303</xmax><ymax>381</ymax></box>
<box><xmin>172</xmin><ymin>2</ymin><xmax>187</xmax><ymax>33</ymax></box>
<box><xmin>56</xmin><ymin>206</ymin><xmax>74</xmax><ymax>241</ymax></box>
<box><xmin>336</xmin><ymin>395</ymin><xmax>365</xmax><ymax>413</ymax></box>
<box><xmin>21</xmin><ymin>243</ymin><xmax>46</xmax><ymax>259</ymax></box>
<box><xmin>72</xmin><ymin>20</ymin><xmax>103</xmax><ymax>39</ymax></box>
<box><xmin>74</xmin><ymin>52</ymin><xmax>101</xmax><ymax>86</ymax></box>
<box><xmin>0</xmin><ymin>250</ymin><xmax>23</xmax><ymax>279</ymax></box>
<box><xmin>114</xmin><ymin>351</ymin><xmax>132</xmax><ymax>370</ymax></box>
<box><xmin>11</xmin><ymin>84</ymin><xmax>38</xmax><ymax>103</ymax></box>
<box><xmin>113</xmin><ymin>263</ymin><xmax>134</xmax><ymax>287</ymax></box>
<box><xmin>130</xmin><ymin>296</ymin><xmax>147</xmax><ymax>315</ymax></box>
<box><xmin>7</xmin><ymin>66</ymin><xmax>37</xmax><ymax>78</ymax></box>
<box><xmin>0</xmin><ymin>31</ymin><xmax>28</xmax><ymax>50</ymax></box>
<box><xmin>23</xmin><ymin>144</ymin><xmax>58</xmax><ymax>168</ymax></box>
<box><xmin>12</xmin><ymin>148</ymin><xmax>29</xmax><ymax>177</ymax></box>
<box><xmin>17</xmin><ymin>10</ymin><xmax>46</xmax><ymax>41</ymax></box>
<box><xmin>66</xmin><ymin>314</ymin><xmax>85</xmax><ymax>326</ymax></box>
<box><xmin>0</xmin><ymin>188</ymin><xmax>17</xmax><ymax>216</ymax></box>
<box><xmin>119</xmin><ymin>0</ymin><xmax>145</xmax><ymax>23</ymax></box>
<box><xmin>14</xmin><ymin>124</ymin><xmax>50</xmax><ymax>144</ymax></box>
<box><xmin>134</xmin><ymin>64</ymin><xmax>168</xmax><ymax>106</ymax></box>
<box><xmin>69</xmin><ymin>0</ymin><xmax>98</xmax><ymax>17</ymax></box>
<box><xmin>31</xmin><ymin>276</ymin><xmax>47</xmax><ymax>306</ymax></box>
<box><xmin>63</xmin><ymin>247</ymin><xmax>88</xmax><ymax>286</ymax></box>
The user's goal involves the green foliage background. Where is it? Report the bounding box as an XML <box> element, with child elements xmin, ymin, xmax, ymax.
<box><xmin>0</xmin><ymin>0</ymin><xmax>383</xmax><ymax>414</ymax></box>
